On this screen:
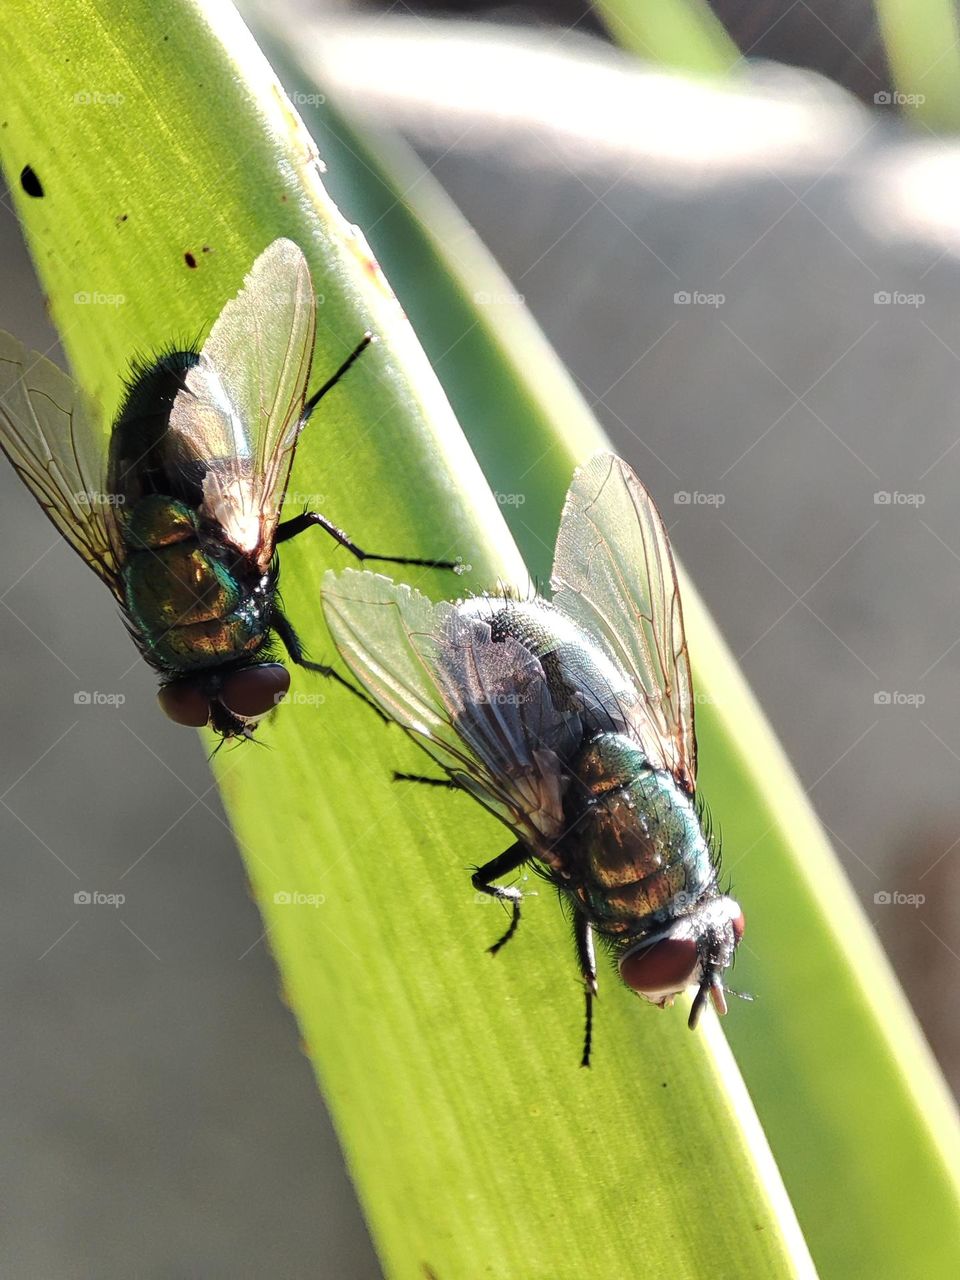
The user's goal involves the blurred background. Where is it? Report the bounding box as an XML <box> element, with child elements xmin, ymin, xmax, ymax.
<box><xmin>2</xmin><ymin>0</ymin><xmax>959</xmax><ymax>1274</ymax></box>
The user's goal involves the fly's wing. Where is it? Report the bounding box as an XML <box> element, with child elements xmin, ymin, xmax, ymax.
<box><xmin>322</xmin><ymin>569</ymin><xmax>581</xmax><ymax>853</ymax></box>
<box><xmin>0</xmin><ymin>332</ymin><xmax>124</xmax><ymax>599</ymax></box>
<box><xmin>551</xmin><ymin>452</ymin><xmax>697</xmax><ymax>793</ymax></box>
<box><xmin>167</xmin><ymin>238</ymin><xmax>316</xmax><ymax>567</ymax></box>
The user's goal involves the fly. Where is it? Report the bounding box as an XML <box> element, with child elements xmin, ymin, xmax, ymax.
<box><xmin>0</xmin><ymin>239</ymin><xmax>458</xmax><ymax>740</ymax></box>
<box><xmin>321</xmin><ymin>453</ymin><xmax>744</xmax><ymax>1064</ymax></box>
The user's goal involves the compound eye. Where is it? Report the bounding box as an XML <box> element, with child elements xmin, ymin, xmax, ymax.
<box><xmin>619</xmin><ymin>937</ymin><xmax>700</xmax><ymax>999</ymax></box>
<box><xmin>157</xmin><ymin>680</ymin><xmax>211</xmax><ymax>728</ymax></box>
<box><xmin>220</xmin><ymin>664</ymin><xmax>290</xmax><ymax>720</ymax></box>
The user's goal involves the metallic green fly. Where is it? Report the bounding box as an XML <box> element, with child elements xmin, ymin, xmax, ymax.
<box><xmin>321</xmin><ymin>454</ymin><xmax>745</xmax><ymax>1064</ymax></box>
<box><xmin>0</xmin><ymin>239</ymin><xmax>457</xmax><ymax>740</ymax></box>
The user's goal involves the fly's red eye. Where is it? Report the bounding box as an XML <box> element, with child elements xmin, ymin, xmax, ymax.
<box><xmin>220</xmin><ymin>664</ymin><xmax>290</xmax><ymax>719</ymax></box>
<box><xmin>731</xmin><ymin>910</ymin><xmax>746</xmax><ymax>945</ymax></box>
<box><xmin>157</xmin><ymin>680</ymin><xmax>211</xmax><ymax>727</ymax></box>
<box><xmin>619</xmin><ymin>937</ymin><xmax>700</xmax><ymax>998</ymax></box>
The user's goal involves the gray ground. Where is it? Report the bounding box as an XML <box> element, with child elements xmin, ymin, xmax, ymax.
<box><xmin>1</xmin><ymin>12</ymin><xmax>958</xmax><ymax>1279</ymax></box>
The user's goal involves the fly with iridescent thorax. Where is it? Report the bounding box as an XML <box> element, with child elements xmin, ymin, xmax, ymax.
<box><xmin>322</xmin><ymin>453</ymin><xmax>744</xmax><ymax>1064</ymax></box>
<box><xmin>0</xmin><ymin>239</ymin><xmax>457</xmax><ymax>740</ymax></box>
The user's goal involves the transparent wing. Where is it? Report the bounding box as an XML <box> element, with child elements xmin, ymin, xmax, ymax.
<box><xmin>550</xmin><ymin>452</ymin><xmax>697</xmax><ymax>793</ymax></box>
<box><xmin>168</xmin><ymin>238</ymin><xmax>316</xmax><ymax>567</ymax></box>
<box><xmin>0</xmin><ymin>332</ymin><xmax>124</xmax><ymax>598</ymax></box>
<box><xmin>322</xmin><ymin>569</ymin><xmax>582</xmax><ymax>853</ymax></box>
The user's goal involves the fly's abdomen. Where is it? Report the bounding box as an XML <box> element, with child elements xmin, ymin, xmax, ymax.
<box><xmin>153</xmin><ymin>605</ymin><xmax>268</xmax><ymax>667</ymax></box>
<box><xmin>120</xmin><ymin>496</ymin><xmax>269</xmax><ymax>671</ymax></box>
<box><xmin>564</xmin><ymin>733</ymin><xmax>715</xmax><ymax>936</ymax></box>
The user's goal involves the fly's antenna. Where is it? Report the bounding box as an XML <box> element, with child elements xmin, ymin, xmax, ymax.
<box><xmin>301</xmin><ymin>332</ymin><xmax>375</xmax><ymax>424</ymax></box>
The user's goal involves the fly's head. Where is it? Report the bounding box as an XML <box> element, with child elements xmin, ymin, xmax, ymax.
<box><xmin>157</xmin><ymin>662</ymin><xmax>290</xmax><ymax>741</ymax></box>
<box><xmin>616</xmin><ymin>894</ymin><xmax>745</xmax><ymax>1026</ymax></box>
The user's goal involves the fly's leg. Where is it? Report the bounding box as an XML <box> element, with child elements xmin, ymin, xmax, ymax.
<box><xmin>472</xmin><ymin>841</ymin><xmax>529</xmax><ymax>955</ymax></box>
<box><xmin>395</xmin><ymin>780</ymin><xmax>528</xmax><ymax>948</ymax></box>
<box><xmin>272</xmin><ymin>607</ymin><xmax>388</xmax><ymax>724</ymax></box>
<box><xmin>276</xmin><ymin>510</ymin><xmax>460</xmax><ymax>572</ymax></box>
<box><xmin>575</xmin><ymin>912</ymin><xmax>598</xmax><ymax>1069</ymax></box>
<box><xmin>393</xmin><ymin>772</ymin><xmax>460</xmax><ymax>789</ymax></box>
<box><xmin>300</xmin><ymin>332</ymin><xmax>375</xmax><ymax>423</ymax></box>
<box><xmin>277</xmin><ymin>331</ymin><xmax>459</xmax><ymax>570</ymax></box>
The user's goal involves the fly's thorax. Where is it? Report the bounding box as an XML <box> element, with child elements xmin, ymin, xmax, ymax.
<box><xmin>562</xmin><ymin>732</ymin><xmax>715</xmax><ymax>935</ymax></box>
<box><xmin>109</xmin><ymin>349</ymin><xmax>203</xmax><ymax>508</ymax></box>
<box><xmin>457</xmin><ymin>596</ymin><xmax>581</xmax><ymax>655</ymax></box>
<box><xmin>455</xmin><ymin>596</ymin><xmax>635</xmax><ymax>733</ymax></box>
